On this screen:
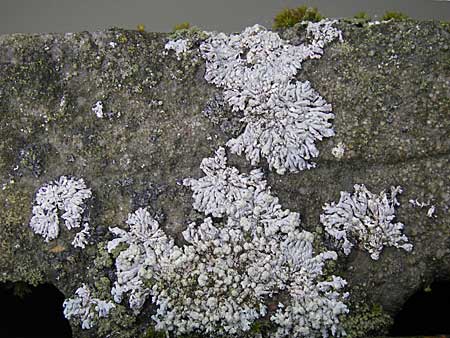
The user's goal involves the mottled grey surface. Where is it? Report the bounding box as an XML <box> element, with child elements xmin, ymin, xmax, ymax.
<box><xmin>0</xmin><ymin>19</ymin><xmax>449</xmax><ymax>337</ymax></box>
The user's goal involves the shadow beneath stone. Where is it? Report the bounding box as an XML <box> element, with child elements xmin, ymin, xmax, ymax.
<box><xmin>390</xmin><ymin>280</ymin><xmax>450</xmax><ymax>336</ymax></box>
<box><xmin>0</xmin><ymin>282</ymin><xmax>72</xmax><ymax>338</ymax></box>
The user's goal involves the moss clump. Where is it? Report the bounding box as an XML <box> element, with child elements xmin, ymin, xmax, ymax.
<box><xmin>169</xmin><ymin>25</ymin><xmax>208</xmax><ymax>42</ymax></box>
<box><xmin>381</xmin><ymin>11</ymin><xmax>409</xmax><ymax>21</ymax></box>
<box><xmin>173</xmin><ymin>22</ymin><xmax>191</xmax><ymax>31</ymax></box>
<box><xmin>136</xmin><ymin>24</ymin><xmax>146</xmax><ymax>32</ymax></box>
<box><xmin>93</xmin><ymin>242</ymin><xmax>113</xmax><ymax>269</ymax></box>
<box><xmin>143</xmin><ymin>327</ymin><xmax>205</xmax><ymax>338</ymax></box>
<box><xmin>0</xmin><ymin>182</ymin><xmax>44</xmax><ymax>285</ymax></box>
<box><xmin>249</xmin><ymin>319</ymin><xmax>274</xmax><ymax>335</ymax></box>
<box><xmin>95</xmin><ymin>304</ymin><xmax>137</xmax><ymax>338</ymax></box>
<box><xmin>94</xmin><ymin>277</ymin><xmax>113</xmax><ymax>299</ymax></box>
<box><xmin>143</xmin><ymin>327</ymin><xmax>166</xmax><ymax>338</ymax></box>
<box><xmin>441</xmin><ymin>21</ymin><xmax>450</xmax><ymax>31</ymax></box>
<box><xmin>273</xmin><ymin>6</ymin><xmax>324</xmax><ymax>29</ymax></box>
<box><xmin>354</xmin><ymin>12</ymin><xmax>371</xmax><ymax>21</ymax></box>
<box><xmin>342</xmin><ymin>303</ymin><xmax>393</xmax><ymax>338</ymax></box>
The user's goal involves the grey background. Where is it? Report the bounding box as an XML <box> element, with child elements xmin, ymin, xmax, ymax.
<box><xmin>1</xmin><ymin>0</ymin><xmax>450</xmax><ymax>34</ymax></box>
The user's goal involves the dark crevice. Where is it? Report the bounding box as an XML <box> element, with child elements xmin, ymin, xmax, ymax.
<box><xmin>390</xmin><ymin>280</ymin><xmax>450</xmax><ymax>336</ymax></box>
<box><xmin>0</xmin><ymin>282</ymin><xmax>72</xmax><ymax>338</ymax></box>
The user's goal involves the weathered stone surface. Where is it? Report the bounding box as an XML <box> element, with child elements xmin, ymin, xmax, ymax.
<box><xmin>0</xmin><ymin>20</ymin><xmax>449</xmax><ymax>337</ymax></box>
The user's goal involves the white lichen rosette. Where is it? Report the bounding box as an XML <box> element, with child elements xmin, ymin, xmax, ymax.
<box><xmin>320</xmin><ymin>184</ymin><xmax>413</xmax><ymax>260</ymax></box>
<box><xmin>198</xmin><ymin>21</ymin><xmax>342</xmax><ymax>174</ymax></box>
<box><xmin>29</xmin><ymin>176</ymin><xmax>92</xmax><ymax>247</ymax></box>
<box><xmin>63</xmin><ymin>284</ymin><xmax>115</xmax><ymax>330</ymax></box>
<box><xmin>107</xmin><ymin>207</ymin><xmax>175</xmax><ymax>313</ymax></box>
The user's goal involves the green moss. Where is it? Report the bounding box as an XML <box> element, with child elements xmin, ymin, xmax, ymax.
<box><xmin>143</xmin><ymin>327</ymin><xmax>166</xmax><ymax>338</ymax></box>
<box><xmin>273</xmin><ymin>6</ymin><xmax>324</xmax><ymax>30</ymax></box>
<box><xmin>137</xmin><ymin>24</ymin><xmax>146</xmax><ymax>32</ymax></box>
<box><xmin>8</xmin><ymin>264</ymin><xmax>44</xmax><ymax>286</ymax></box>
<box><xmin>143</xmin><ymin>328</ymin><xmax>204</xmax><ymax>338</ymax></box>
<box><xmin>94</xmin><ymin>242</ymin><xmax>114</xmax><ymax>269</ymax></box>
<box><xmin>17</xmin><ymin>144</ymin><xmax>48</xmax><ymax>177</ymax></box>
<box><xmin>169</xmin><ymin>25</ymin><xmax>208</xmax><ymax>42</ymax></box>
<box><xmin>353</xmin><ymin>12</ymin><xmax>371</xmax><ymax>21</ymax></box>
<box><xmin>381</xmin><ymin>11</ymin><xmax>410</xmax><ymax>21</ymax></box>
<box><xmin>96</xmin><ymin>304</ymin><xmax>137</xmax><ymax>338</ymax></box>
<box><xmin>249</xmin><ymin>319</ymin><xmax>273</xmax><ymax>335</ymax></box>
<box><xmin>108</xmin><ymin>241</ymin><xmax>129</xmax><ymax>259</ymax></box>
<box><xmin>0</xmin><ymin>182</ymin><xmax>44</xmax><ymax>285</ymax></box>
<box><xmin>0</xmin><ymin>182</ymin><xmax>31</xmax><ymax>232</ymax></box>
<box><xmin>0</xmin><ymin>131</ymin><xmax>21</xmax><ymax>176</ymax></box>
<box><xmin>441</xmin><ymin>21</ymin><xmax>450</xmax><ymax>33</ymax></box>
<box><xmin>1</xmin><ymin>57</ymin><xmax>62</xmax><ymax>108</ymax></box>
<box><xmin>94</xmin><ymin>277</ymin><xmax>112</xmax><ymax>299</ymax></box>
<box><xmin>173</xmin><ymin>22</ymin><xmax>191</xmax><ymax>31</ymax></box>
<box><xmin>177</xmin><ymin>332</ymin><xmax>203</xmax><ymax>338</ymax></box>
<box><xmin>342</xmin><ymin>302</ymin><xmax>393</xmax><ymax>338</ymax></box>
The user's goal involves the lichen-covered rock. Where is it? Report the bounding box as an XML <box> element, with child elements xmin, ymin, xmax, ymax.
<box><xmin>106</xmin><ymin>148</ymin><xmax>348</xmax><ymax>337</ymax></box>
<box><xmin>0</xmin><ymin>19</ymin><xmax>449</xmax><ymax>338</ymax></box>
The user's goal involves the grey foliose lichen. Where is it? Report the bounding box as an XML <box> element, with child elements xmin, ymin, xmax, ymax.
<box><xmin>197</xmin><ymin>21</ymin><xmax>342</xmax><ymax>174</ymax></box>
<box><xmin>182</xmin><ymin>147</ymin><xmax>266</xmax><ymax>218</ymax></box>
<box><xmin>108</xmin><ymin>147</ymin><xmax>348</xmax><ymax>337</ymax></box>
<box><xmin>29</xmin><ymin>176</ymin><xmax>92</xmax><ymax>245</ymax></box>
<box><xmin>71</xmin><ymin>223</ymin><xmax>91</xmax><ymax>249</ymax></box>
<box><xmin>320</xmin><ymin>184</ymin><xmax>413</xmax><ymax>260</ymax></box>
<box><xmin>107</xmin><ymin>207</ymin><xmax>175</xmax><ymax>314</ymax></box>
<box><xmin>63</xmin><ymin>284</ymin><xmax>115</xmax><ymax>330</ymax></box>
<box><xmin>271</xmin><ymin>274</ymin><xmax>348</xmax><ymax>338</ymax></box>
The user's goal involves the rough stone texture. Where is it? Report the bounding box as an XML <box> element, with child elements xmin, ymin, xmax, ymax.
<box><xmin>0</xmin><ymin>19</ymin><xmax>449</xmax><ymax>338</ymax></box>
